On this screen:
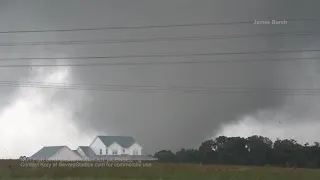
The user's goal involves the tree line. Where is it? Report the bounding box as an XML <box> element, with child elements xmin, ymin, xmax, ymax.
<box><xmin>153</xmin><ymin>135</ymin><xmax>320</xmax><ymax>168</ymax></box>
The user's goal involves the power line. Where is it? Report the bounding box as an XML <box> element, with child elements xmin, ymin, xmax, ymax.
<box><xmin>0</xmin><ymin>32</ymin><xmax>318</xmax><ymax>47</ymax></box>
<box><xmin>0</xmin><ymin>18</ymin><xmax>316</xmax><ymax>34</ymax></box>
<box><xmin>0</xmin><ymin>49</ymin><xmax>320</xmax><ymax>62</ymax></box>
<box><xmin>7</xmin><ymin>80</ymin><xmax>320</xmax><ymax>91</ymax></box>
<box><xmin>0</xmin><ymin>57</ymin><xmax>318</xmax><ymax>68</ymax></box>
<box><xmin>2</xmin><ymin>81</ymin><xmax>320</xmax><ymax>95</ymax></box>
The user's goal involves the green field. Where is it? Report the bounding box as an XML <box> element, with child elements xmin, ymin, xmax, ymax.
<box><xmin>1</xmin><ymin>160</ymin><xmax>320</xmax><ymax>180</ymax></box>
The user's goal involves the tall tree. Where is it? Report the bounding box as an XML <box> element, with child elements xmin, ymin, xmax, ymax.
<box><xmin>198</xmin><ymin>139</ymin><xmax>215</xmax><ymax>164</ymax></box>
<box><xmin>154</xmin><ymin>135</ymin><xmax>320</xmax><ymax>168</ymax></box>
<box><xmin>176</xmin><ymin>149</ymin><xmax>200</xmax><ymax>163</ymax></box>
<box><xmin>154</xmin><ymin>150</ymin><xmax>176</xmax><ymax>162</ymax></box>
<box><xmin>246</xmin><ymin>135</ymin><xmax>273</xmax><ymax>165</ymax></box>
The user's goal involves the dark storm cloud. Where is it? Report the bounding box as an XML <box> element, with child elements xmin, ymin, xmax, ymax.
<box><xmin>1</xmin><ymin>0</ymin><xmax>320</xmax><ymax>154</ymax></box>
<box><xmin>69</xmin><ymin>0</ymin><xmax>320</xmax><ymax>152</ymax></box>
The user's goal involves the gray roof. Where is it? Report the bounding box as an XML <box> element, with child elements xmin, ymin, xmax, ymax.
<box><xmin>78</xmin><ymin>146</ymin><xmax>97</xmax><ymax>158</ymax></box>
<box><xmin>97</xmin><ymin>136</ymin><xmax>136</xmax><ymax>148</ymax></box>
<box><xmin>31</xmin><ymin>146</ymin><xmax>66</xmax><ymax>159</ymax></box>
<box><xmin>72</xmin><ymin>150</ymin><xmax>81</xmax><ymax>157</ymax></box>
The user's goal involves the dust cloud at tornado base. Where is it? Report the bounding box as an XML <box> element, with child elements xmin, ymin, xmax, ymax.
<box><xmin>0</xmin><ymin>66</ymin><xmax>96</xmax><ymax>158</ymax></box>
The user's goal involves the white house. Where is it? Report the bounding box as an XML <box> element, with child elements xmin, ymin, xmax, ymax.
<box><xmin>89</xmin><ymin>136</ymin><xmax>142</xmax><ymax>156</ymax></box>
<box><xmin>30</xmin><ymin>136</ymin><xmax>157</xmax><ymax>161</ymax></box>
<box><xmin>30</xmin><ymin>146</ymin><xmax>82</xmax><ymax>161</ymax></box>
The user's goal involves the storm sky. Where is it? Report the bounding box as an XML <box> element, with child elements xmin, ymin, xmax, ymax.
<box><xmin>0</xmin><ymin>0</ymin><xmax>320</xmax><ymax>158</ymax></box>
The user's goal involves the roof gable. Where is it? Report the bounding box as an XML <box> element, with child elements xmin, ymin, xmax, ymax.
<box><xmin>72</xmin><ymin>150</ymin><xmax>81</xmax><ymax>157</ymax></box>
<box><xmin>31</xmin><ymin>146</ymin><xmax>66</xmax><ymax>159</ymax></box>
<box><xmin>97</xmin><ymin>136</ymin><xmax>136</xmax><ymax>148</ymax></box>
<box><xmin>79</xmin><ymin>146</ymin><xmax>97</xmax><ymax>158</ymax></box>
<box><xmin>128</xmin><ymin>142</ymin><xmax>143</xmax><ymax>149</ymax></box>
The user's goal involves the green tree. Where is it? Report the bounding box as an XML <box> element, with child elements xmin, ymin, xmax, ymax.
<box><xmin>154</xmin><ymin>135</ymin><xmax>320</xmax><ymax>168</ymax></box>
<box><xmin>246</xmin><ymin>135</ymin><xmax>273</xmax><ymax>165</ymax></box>
<box><xmin>198</xmin><ymin>139</ymin><xmax>215</xmax><ymax>164</ymax></box>
<box><xmin>176</xmin><ymin>149</ymin><xmax>200</xmax><ymax>163</ymax></box>
<box><xmin>154</xmin><ymin>150</ymin><xmax>176</xmax><ymax>162</ymax></box>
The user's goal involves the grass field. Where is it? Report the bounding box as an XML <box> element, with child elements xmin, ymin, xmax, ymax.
<box><xmin>0</xmin><ymin>160</ymin><xmax>320</xmax><ymax>180</ymax></box>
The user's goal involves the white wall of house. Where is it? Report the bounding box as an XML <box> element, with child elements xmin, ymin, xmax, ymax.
<box><xmin>108</xmin><ymin>142</ymin><xmax>123</xmax><ymax>155</ymax></box>
<box><xmin>127</xmin><ymin>143</ymin><xmax>143</xmax><ymax>155</ymax></box>
<box><xmin>122</xmin><ymin>148</ymin><xmax>129</xmax><ymax>154</ymax></box>
<box><xmin>88</xmin><ymin>136</ymin><xmax>144</xmax><ymax>156</ymax></box>
<box><xmin>49</xmin><ymin>147</ymin><xmax>82</xmax><ymax>161</ymax></box>
<box><xmin>90</xmin><ymin>137</ymin><xmax>107</xmax><ymax>155</ymax></box>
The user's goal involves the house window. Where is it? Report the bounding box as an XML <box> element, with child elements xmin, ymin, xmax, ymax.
<box><xmin>112</xmin><ymin>150</ymin><xmax>118</xmax><ymax>155</ymax></box>
<box><xmin>133</xmin><ymin>149</ymin><xmax>138</xmax><ymax>155</ymax></box>
<box><xmin>106</xmin><ymin>148</ymin><xmax>108</xmax><ymax>155</ymax></box>
<box><xmin>100</xmin><ymin>149</ymin><xmax>102</xmax><ymax>155</ymax></box>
